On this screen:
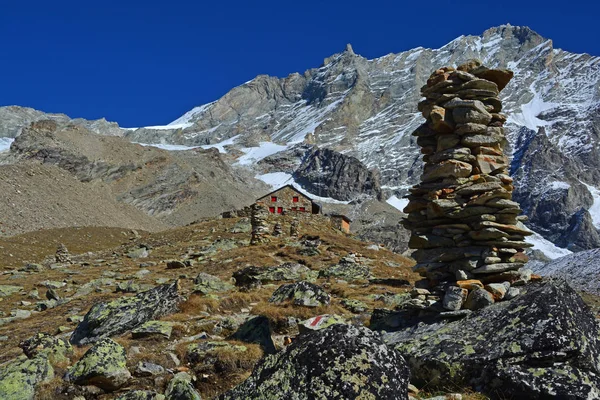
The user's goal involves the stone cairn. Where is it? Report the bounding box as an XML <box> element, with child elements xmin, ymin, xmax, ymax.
<box><xmin>55</xmin><ymin>243</ymin><xmax>72</xmax><ymax>264</ymax></box>
<box><xmin>290</xmin><ymin>219</ymin><xmax>299</xmax><ymax>237</ymax></box>
<box><xmin>402</xmin><ymin>60</ymin><xmax>534</xmax><ymax>313</ymax></box>
<box><xmin>250</xmin><ymin>202</ymin><xmax>270</xmax><ymax>245</ymax></box>
<box><xmin>273</xmin><ymin>223</ymin><xmax>283</xmax><ymax>237</ymax></box>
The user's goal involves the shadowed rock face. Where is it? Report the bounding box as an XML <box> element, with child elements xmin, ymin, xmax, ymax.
<box><xmin>220</xmin><ymin>324</ymin><xmax>410</xmax><ymax>400</ymax></box>
<box><xmin>382</xmin><ymin>279</ymin><xmax>600</xmax><ymax>399</ymax></box>
<box><xmin>70</xmin><ymin>281</ymin><xmax>183</xmax><ymax>345</ymax></box>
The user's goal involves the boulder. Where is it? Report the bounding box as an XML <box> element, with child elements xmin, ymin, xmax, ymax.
<box><xmin>131</xmin><ymin>321</ymin><xmax>173</xmax><ymax>340</ymax></box>
<box><xmin>298</xmin><ymin>314</ymin><xmax>346</xmax><ymax>334</ymax></box>
<box><xmin>116</xmin><ymin>390</ymin><xmax>166</xmax><ymax>400</ymax></box>
<box><xmin>269</xmin><ymin>281</ymin><xmax>330</xmax><ymax>307</ymax></box>
<box><xmin>219</xmin><ymin>324</ymin><xmax>409</xmax><ymax>399</ymax></box>
<box><xmin>70</xmin><ymin>281</ymin><xmax>182</xmax><ymax>345</ymax></box>
<box><xmin>233</xmin><ymin>263</ymin><xmax>314</xmax><ymax>289</ymax></box>
<box><xmin>383</xmin><ymin>279</ymin><xmax>600</xmax><ymax>399</ymax></box>
<box><xmin>318</xmin><ymin>257</ymin><xmax>371</xmax><ymax>281</ymax></box>
<box><xmin>0</xmin><ymin>356</ymin><xmax>54</xmax><ymax>400</ymax></box>
<box><xmin>193</xmin><ymin>273</ymin><xmax>234</xmax><ymax>295</ymax></box>
<box><xmin>165</xmin><ymin>372</ymin><xmax>202</xmax><ymax>400</ymax></box>
<box><xmin>65</xmin><ymin>338</ymin><xmax>131</xmax><ymax>391</ymax></box>
<box><xmin>19</xmin><ymin>333</ymin><xmax>72</xmax><ymax>364</ymax></box>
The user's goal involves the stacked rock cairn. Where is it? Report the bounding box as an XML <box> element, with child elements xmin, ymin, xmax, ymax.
<box><xmin>55</xmin><ymin>243</ymin><xmax>72</xmax><ymax>264</ymax></box>
<box><xmin>250</xmin><ymin>202</ymin><xmax>271</xmax><ymax>245</ymax></box>
<box><xmin>402</xmin><ymin>60</ymin><xmax>535</xmax><ymax>312</ymax></box>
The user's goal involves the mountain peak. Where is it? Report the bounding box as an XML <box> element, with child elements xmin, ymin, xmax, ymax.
<box><xmin>345</xmin><ymin>43</ymin><xmax>355</xmax><ymax>55</ymax></box>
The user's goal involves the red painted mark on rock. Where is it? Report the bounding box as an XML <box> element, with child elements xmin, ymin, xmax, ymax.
<box><xmin>310</xmin><ymin>315</ymin><xmax>324</xmax><ymax>327</ymax></box>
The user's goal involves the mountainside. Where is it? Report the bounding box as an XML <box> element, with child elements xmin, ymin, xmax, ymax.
<box><xmin>1</xmin><ymin>24</ymin><xmax>599</xmax><ymax>255</ymax></box>
<box><xmin>0</xmin><ymin>120</ymin><xmax>267</xmax><ymax>234</ymax></box>
<box><xmin>119</xmin><ymin>25</ymin><xmax>600</xmax><ymax>252</ymax></box>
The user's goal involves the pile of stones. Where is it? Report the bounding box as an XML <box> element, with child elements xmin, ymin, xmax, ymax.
<box><xmin>250</xmin><ymin>202</ymin><xmax>270</xmax><ymax>245</ymax></box>
<box><xmin>402</xmin><ymin>60</ymin><xmax>534</xmax><ymax>311</ymax></box>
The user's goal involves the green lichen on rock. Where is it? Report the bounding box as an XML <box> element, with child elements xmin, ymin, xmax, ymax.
<box><xmin>165</xmin><ymin>372</ymin><xmax>202</xmax><ymax>400</ymax></box>
<box><xmin>193</xmin><ymin>272</ymin><xmax>234</xmax><ymax>295</ymax></box>
<box><xmin>0</xmin><ymin>356</ymin><xmax>54</xmax><ymax>400</ymax></box>
<box><xmin>269</xmin><ymin>281</ymin><xmax>330</xmax><ymax>307</ymax></box>
<box><xmin>65</xmin><ymin>338</ymin><xmax>131</xmax><ymax>391</ymax></box>
<box><xmin>382</xmin><ymin>279</ymin><xmax>600</xmax><ymax>399</ymax></box>
<box><xmin>219</xmin><ymin>324</ymin><xmax>409</xmax><ymax>399</ymax></box>
<box><xmin>186</xmin><ymin>341</ymin><xmax>248</xmax><ymax>366</ymax></box>
<box><xmin>19</xmin><ymin>333</ymin><xmax>72</xmax><ymax>364</ymax></box>
<box><xmin>319</xmin><ymin>256</ymin><xmax>371</xmax><ymax>281</ymax></box>
<box><xmin>131</xmin><ymin>320</ymin><xmax>173</xmax><ymax>339</ymax></box>
<box><xmin>70</xmin><ymin>281</ymin><xmax>182</xmax><ymax>345</ymax></box>
<box><xmin>298</xmin><ymin>314</ymin><xmax>346</xmax><ymax>334</ymax></box>
<box><xmin>0</xmin><ymin>285</ymin><xmax>23</xmax><ymax>297</ymax></box>
<box><xmin>116</xmin><ymin>390</ymin><xmax>166</xmax><ymax>400</ymax></box>
<box><xmin>233</xmin><ymin>263</ymin><xmax>316</xmax><ymax>289</ymax></box>
<box><xmin>341</xmin><ymin>299</ymin><xmax>368</xmax><ymax>313</ymax></box>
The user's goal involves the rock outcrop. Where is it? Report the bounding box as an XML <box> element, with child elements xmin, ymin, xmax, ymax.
<box><xmin>220</xmin><ymin>324</ymin><xmax>410</xmax><ymax>399</ymax></box>
<box><xmin>383</xmin><ymin>279</ymin><xmax>600</xmax><ymax>399</ymax></box>
<box><xmin>65</xmin><ymin>338</ymin><xmax>131</xmax><ymax>391</ymax></box>
<box><xmin>70</xmin><ymin>281</ymin><xmax>182</xmax><ymax>345</ymax></box>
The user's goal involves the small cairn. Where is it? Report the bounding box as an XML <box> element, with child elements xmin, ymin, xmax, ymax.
<box><xmin>55</xmin><ymin>243</ymin><xmax>72</xmax><ymax>264</ymax></box>
<box><xmin>273</xmin><ymin>223</ymin><xmax>283</xmax><ymax>237</ymax></box>
<box><xmin>250</xmin><ymin>202</ymin><xmax>270</xmax><ymax>245</ymax></box>
<box><xmin>402</xmin><ymin>60</ymin><xmax>534</xmax><ymax>312</ymax></box>
<box><xmin>290</xmin><ymin>219</ymin><xmax>299</xmax><ymax>237</ymax></box>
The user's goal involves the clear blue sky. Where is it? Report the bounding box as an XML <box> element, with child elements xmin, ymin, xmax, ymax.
<box><xmin>1</xmin><ymin>0</ymin><xmax>598</xmax><ymax>127</ymax></box>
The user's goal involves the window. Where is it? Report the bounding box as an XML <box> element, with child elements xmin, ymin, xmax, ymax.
<box><xmin>293</xmin><ymin>196</ymin><xmax>299</xmax><ymax>203</ymax></box>
<box><xmin>268</xmin><ymin>207</ymin><xmax>275</xmax><ymax>213</ymax></box>
<box><xmin>277</xmin><ymin>207</ymin><xmax>283</xmax><ymax>214</ymax></box>
<box><xmin>271</xmin><ymin>196</ymin><xmax>277</xmax><ymax>202</ymax></box>
<box><xmin>299</xmin><ymin>207</ymin><xmax>306</xmax><ymax>212</ymax></box>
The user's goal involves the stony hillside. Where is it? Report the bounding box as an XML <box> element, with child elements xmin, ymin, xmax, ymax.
<box><xmin>0</xmin><ymin>216</ymin><xmax>599</xmax><ymax>399</ymax></box>
<box><xmin>0</xmin><ymin>120</ymin><xmax>267</xmax><ymax>234</ymax></box>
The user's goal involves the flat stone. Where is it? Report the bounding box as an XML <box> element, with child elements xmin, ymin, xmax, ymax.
<box><xmin>131</xmin><ymin>321</ymin><xmax>173</xmax><ymax>340</ymax></box>
<box><xmin>472</xmin><ymin>263</ymin><xmax>522</xmax><ymax>275</ymax></box>
<box><xmin>452</xmin><ymin>106</ymin><xmax>492</xmax><ymax>125</ymax></box>
<box><xmin>457</xmin><ymin>279</ymin><xmax>484</xmax><ymax>290</ymax></box>
<box><xmin>422</xmin><ymin>160</ymin><xmax>472</xmax><ymax>182</ymax></box>
<box><xmin>485</xmin><ymin>282</ymin><xmax>510</xmax><ymax>300</ymax></box>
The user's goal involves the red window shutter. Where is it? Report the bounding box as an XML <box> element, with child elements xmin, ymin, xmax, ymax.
<box><xmin>277</xmin><ymin>207</ymin><xmax>283</xmax><ymax>214</ymax></box>
<box><xmin>269</xmin><ymin>207</ymin><xmax>275</xmax><ymax>213</ymax></box>
<box><xmin>271</xmin><ymin>196</ymin><xmax>277</xmax><ymax>202</ymax></box>
<box><xmin>299</xmin><ymin>207</ymin><xmax>305</xmax><ymax>212</ymax></box>
<box><xmin>293</xmin><ymin>196</ymin><xmax>299</xmax><ymax>203</ymax></box>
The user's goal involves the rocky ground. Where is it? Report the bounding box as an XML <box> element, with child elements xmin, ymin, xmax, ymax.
<box><xmin>0</xmin><ymin>216</ymin><xmax>598</xmax><ymax>399</ymax></box>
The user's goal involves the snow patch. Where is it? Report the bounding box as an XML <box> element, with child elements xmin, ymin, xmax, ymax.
<box><xmin>135</xmin><ymin>142</ymin><xmax>199</xmax><ymax>151</ymax></box>
<box><xmin>507</xmin><ymin>86</ymin><xmax>558</xmax><ymax>131</ymax></box>
<box><xmin>0</xmin><ymin>137</ymin><xmax>14</xmax><ymax>153</ymax></box>
<box><xmin>168</xmin><ymin>102</ymin><xmax>214</xmax><ymax>127</ymax></box>
<box><xmin>255</xmin><ymin>172</ymin><xmax>350</xmax><ymax>204</ymax></box>
<box><xmin>200</xmin><ymin>135</ymin><xmax>239</xmax><ymax>153</ymax></box>
<box><xmin>386</xmin><ymin>195</ymin><xmax>408</xmax><ymax>212</ymax></box>
<box><xmin>236</xmin><ymin>142</ymin><xmax>289</xmax><ymax>165</ymax></box>
<box><xmin>582</xmin><ymin>183</ymin><xmax>600</xmax><ymax>229</ymax></box>
<box><xmin>549</xmin><ymin>181</ymin><xmax>571</xmax><ymax>190</ymax></box>
<box><xmin>526</xmin><ymin>232</ymin><xmax>572</xmax><ymax>260</ymax></box>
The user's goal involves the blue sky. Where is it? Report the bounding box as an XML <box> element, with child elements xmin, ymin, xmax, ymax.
<box><xmin>0</xmin><ymin>0</ymin><xmax>598</xmax><ymax>127</ymax></box>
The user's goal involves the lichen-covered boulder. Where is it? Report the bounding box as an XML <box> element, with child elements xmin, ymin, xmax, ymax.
<box><xmin>70</xmin><ymin>281</ymin><xmax>182</xmax><ymax>345</ymax></box>
<box><xmin>19</xmin><ymin>333</ymin><xmax>72</xmax><ymax>364</ymax></box>
<box><xmin>65</xmin><ymin>338</ymin><xmax>131</xmax><ymax>391</ymax></box>
<box><xmin>318</xmin><ymin>256</ymin><xmax>371</xmax><ymax>281</ymax></box>
<box><xmin>131</xmin><ymin>320</ymin><xmax>173</xmax><ymax>339</ymax></box>
<box><xmin>116</xmin><ymin>390</ymin><xmax>166</xmax><ymax>400</ymax></box>
<box><xmin>233</xmin><ymin>263</ymin><xmax>315</xmax><ymax>289</ymax></box>
<box><xmin>219</xmin><ymin>324</ymin><xmax>409</xmax><ymax>399</ymax></box>
<box><xmin>0</xmin><ymin>285</ymin><xmax>23</xmax><ymax>297</ymax></box>
<box><xmin>165</xmin><ymin>372</ymin><xmax>202</xmax><ymax>400</ymax></box>
<box><xmin>383</xmin><ymin>279</ymin><xmax>600</xmax><ymax>399</ymax></box>
<box><xmin>193</xmin><ymin>273</ymin><xmax>234</xmax><ymax>295</ymax></box>
<box><xmin>0</xmin><ymin>356</ymin><xmax>54</xmax><ymax>400</ymax></box>
<box><xmin>269</xmin><ymin>281</ymin><xmax>330</xmax><ymax>307</ymax></box>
